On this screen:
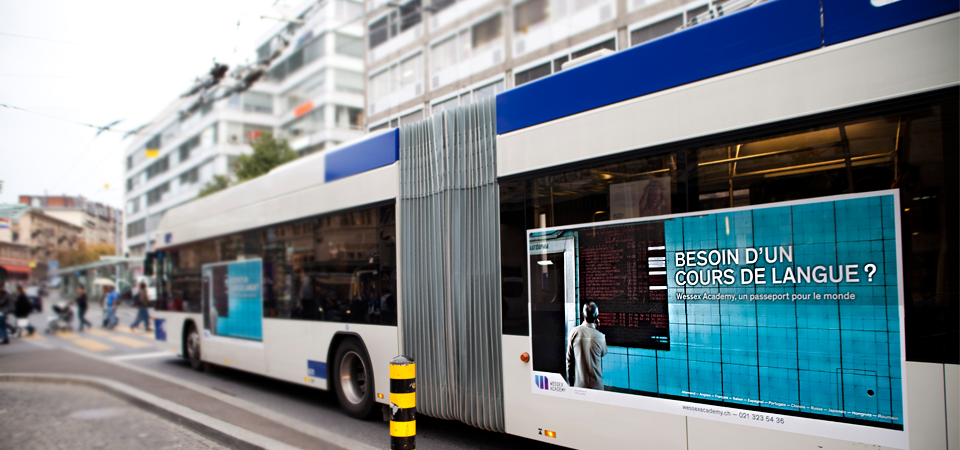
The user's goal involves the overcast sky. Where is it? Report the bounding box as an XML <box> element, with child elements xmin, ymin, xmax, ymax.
<box><xmin>0</xmin><ymin>0</ymin><xmax>291</xmax><ymax>208</ymax></box>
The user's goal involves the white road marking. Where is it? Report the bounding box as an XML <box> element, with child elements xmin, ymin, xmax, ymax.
<box><xmin>110</xmin><ymin>351</ymin><xmax>177</xmax><ymax>361</ymax></box>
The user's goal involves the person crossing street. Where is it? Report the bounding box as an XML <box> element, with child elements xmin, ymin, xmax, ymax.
<box><xmin>129</xmin><ymin>281</ymin><xmax>152</xmax><ymax>332</ymax></box>
<box><xmin>73</xmin><ymin>285</ymin><xmax>93</xmax><ymax>332</ymax></box>
<box><xmin>102</xmin><ymin>285</ymin><xmax>119</xmax><ymax>330</ymax></box>
<box><xmin>0</xmin><ymin>287</ymin><xmax>13</xmax><ymax>344</ymax></box>
<box><xmin>14</xmin><ymin>285</ymin><xmax>35</xmax><ymax>336</ymax></box>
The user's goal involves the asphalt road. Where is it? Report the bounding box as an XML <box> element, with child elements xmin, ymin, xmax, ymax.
<box><xmin>5</xmin><ymin>292</ymin><xmax>565</xmax><ymax>450</ymax></box>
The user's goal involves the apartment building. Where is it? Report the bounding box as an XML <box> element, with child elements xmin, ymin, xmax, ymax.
<box><xmin>17</xmin><ymin>195</ymin><xmax>121</xmax><ymax>248</ymax></box>
<box><xmin>258</xmin><ymin>0</ymin><xmax>367</xmax><ymax>156</ymax></box>
<box><xmin>363</xmin><ymin>0</ymin><xmax>760</xmax><ymax>128</ymax></box>
<box><xmin>122</xmin><ymin>84</ymin><xmax>278</xmax><ymax>257</ymax></box>
<box><xmin>123</xmin><ymin>0</ymin><xmax>367</xmax><ymax>257</ymax></box>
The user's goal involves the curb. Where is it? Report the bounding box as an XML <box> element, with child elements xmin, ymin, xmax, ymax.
<box><xmin>56</xmin><ymin>346</ymin><xmax>378</xmax><ymax>450</ymax></box>
<box><xmin>0</xmin><ymin>373</ymin><xmax>301</xmax><ymax>450</ymax></box>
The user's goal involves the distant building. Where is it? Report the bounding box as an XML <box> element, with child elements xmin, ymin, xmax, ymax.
<box><xmin>17</xmin><ymin>195</ymin><xmax>122</xmax><ymax>249</ymax></box>
<box><xmin>0</xmin><ymin>241</ymin><xmax>31</xmax><ymax>287</ymax></box>
<box><xmin>363</xmin><ymin>0</ymin><xmax>754</xmax><ymax>128</ymax></box>
<box><xmin>0</xmin><ymin>203</ymin><xmax>84</xmax><ymax>282</ymax></box>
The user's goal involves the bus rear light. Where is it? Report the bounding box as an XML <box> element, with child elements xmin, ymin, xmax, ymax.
<box><xmin>378</xmin><ymin>393</ymin><xmax>384</xmax><ymax>399</ymax></box>
<box><xmin>520</xmin><ymin>352</ymin><xmax>530</xmax><ymax>363</ymax></box>
<box><xmin>545</xmin><ymin>430</ymin><xmax>556</xmax><ymax>438</ymax></box>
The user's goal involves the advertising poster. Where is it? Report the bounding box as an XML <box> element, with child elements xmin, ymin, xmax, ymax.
<box><xmin>201</xmin><ymin>259</ymin><xmax>263</xmax><ymax>341</ymax></box>
<box><xmin>528</xmin><ymin>191</ymin><xmax>906</xmax><ymax>447</ymax></box>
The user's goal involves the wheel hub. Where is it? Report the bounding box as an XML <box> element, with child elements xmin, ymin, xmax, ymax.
<box><xmin>339</xmin><ymin>351</ymin><xmax>367</xmax><ymax>404</ymax></box>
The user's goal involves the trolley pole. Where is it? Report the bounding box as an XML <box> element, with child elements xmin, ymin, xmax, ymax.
<box><xmin>389</xmin><ymin>355</ymin><xmax>415</xmax><ymax>450</ymax></box>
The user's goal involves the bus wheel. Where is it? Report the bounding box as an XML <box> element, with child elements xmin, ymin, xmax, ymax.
<box><xmin>186</xmin><ymin>324</ymin><xmax>203</xmax><ymax>371</ymax></box>
<box><xmin>333</xmin><ymin>337</ymin><xmax>376</xmax><ymax>419</ymax></box>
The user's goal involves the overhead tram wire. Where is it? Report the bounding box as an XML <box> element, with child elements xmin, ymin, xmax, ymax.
<box><xmin>64</xmin><ymin>136</ymin><xmax>130</xmax><ymax>194</ymax></box>
<box><xmin>47</xmin><ymin>118</ymin><xmax>123</xmax><ymax>191</ymax></box>
<box><xmin>0</xmin><ymin>31</ymin><xmax>93</xmax><ymax>47</ymax></box>
<box><xmin>49</xmin><ymin>133</ymin><xmax>102</xmax><ymax>191</ymax></box>
<box><xmin>0</xmin><ymin>103</ymin><xmax>134</xmax><ymax>136</ymax></box>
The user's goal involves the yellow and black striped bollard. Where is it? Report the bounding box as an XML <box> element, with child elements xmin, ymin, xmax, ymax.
<box><xmin>389</xmin><ymin>355</ymin><xmax>415</xmax><ymax>450</ymax></box>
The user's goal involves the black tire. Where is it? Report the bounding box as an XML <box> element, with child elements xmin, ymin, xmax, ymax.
<box><xmin>333</xmin><ymin>337</ymin><xmax>376</xmax><ymax>419</ymax></box>
<box><xmin>185</xmin><ymin>323</ymin><xmax>204</xmax><ymax>371</ymax></box>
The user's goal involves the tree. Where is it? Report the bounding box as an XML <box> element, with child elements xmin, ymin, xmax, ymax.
<box><xmin>57</xmin><ymin>242</ymin><xmax>116</xmax><ymax>267</ymax></box>
<box><xmin>194</xmin><ymin>133</ymin><xmax>298</xmax><ymax>199</ymax></box>
<box><xmin>198</xmin><ymin>174</ymin><xmax>232</xmax><ymax>198</ymax></box>
<box><xmin>234</xmin><ymin>132</ymin><xmax>298</xmax><ymax>182</ymax></box>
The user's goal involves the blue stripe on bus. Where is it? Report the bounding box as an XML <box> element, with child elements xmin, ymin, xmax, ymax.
<box><xmin>822</xmin><ymin>0</ymin><xmax>957</xmax><ymax>45</ymax></box>
<box><xmin>307</xmin><ymin>359</ymin><xmax>327</xmax><ymax>379</ymax></box>
<box><xmin>495</xmin><ymin>0</ymin><xmax>822</xmax><ymax>135</ymax></box>
<box><xmin>324</xmin><ymin>128</ymin><xmax>399</xmax><ymax>182</ymax></box>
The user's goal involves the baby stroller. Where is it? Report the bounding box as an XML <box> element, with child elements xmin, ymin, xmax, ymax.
<box><xmin>45</xmin><ymin>302</ymin><xmax>73</xmax><ymax>334</ymax></box>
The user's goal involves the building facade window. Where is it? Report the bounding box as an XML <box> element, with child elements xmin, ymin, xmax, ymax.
<box><xmin>146</xmin><ymin>182</ymin><xmax>170</xmax><ymax>206</ymax></box>
<box><xmin>335</xmin><ymin>33</ymin><xmax>363</xmax><ymax>57</ymax></box>
<box><xmin>284</xmin><ymin>71</ymin><xmax>326</xmax><ymax>113</ymax></box>
<box><xmin>515</xmin><ymin>62</ymin><xmax>551</xmax><ymax>86</ymax></box>
<box><xmin>334</xmin><ymin>69</ymin><xmax>365</xmax><ymax>94</ymax></box>
<box><xmin>242</xmin><ymin>92</ymin><xmax>274</xmax><ymax>114</ymax></box>
<box><xmin>269</xmin><ymin>34</ymin><xmax>326</xmax><ymax>82</ymax></box>
<box><xmin>285</xmin><ymin>108</ymin><xmax>326</xmax><ymax>138</ymax></box>
<box><xmin>431</xmin><ymin>36</ymin><xmax>458</xmax><ymax>74</ymax></box>
<box><xmin>399</xmin><ymin>53</ymin><xmax>422</xmax><ymax>89</ymax></box>
<box><xmin>335</xmin><ymin>106</ymin><xmax>363</xmax><ymax>130</ymax></box>
<box><xmin>471</xmin><ymin>13</ymin><xmax>502</xmax><ymax>49</ymax></box>
<box><xmin>126</xmin><ymin>197</ymin><xmax>140</xmax><ymax>215</ymax></box>
<box><xmin>514</xmin><ymin>0</ymin><xmax>548</xmax><ymax>33</ymax></box>
<box><xmin>127</xmin><ymin>218</ymin><xmax>146</xmax><ymax>237</ymax></box>
<box><xmin>514</xmin><ymin>38</ymin><xmax>616</xmax><ymax>87</ymax></box>
<box><xmin>179</xmin><ymin>167</ymin><xmax>199</xmax><ymax>186</ymax></box>
<box><xmin>179</xmin><ymin>136</ymin><xmax>200</xmax><ymax>162</ymax></box>
<box><xmin>571</xmin><ymin>37</ymin><xmax>615</xmax><ymax>58</ymax></box>
<box><xmin>146</xmin><ymin>155</ymin><xmax>170</xmax><ymax>180</ymax></box>
<box><xmin>368</xmin><ymin>0</ymin><xmax>421</xmax><ymax>50</ymax></box>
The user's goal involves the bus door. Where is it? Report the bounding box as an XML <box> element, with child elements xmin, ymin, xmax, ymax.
<box><xmin>528</xmin><ymin>233</ymin><xmax>576</xmax><ymax>378</ymax></box>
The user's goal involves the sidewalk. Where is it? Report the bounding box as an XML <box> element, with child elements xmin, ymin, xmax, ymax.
<box><xmin>0</xmin><ymin>347</ymin><xmax>361</xmax><ymax>450</ymax></box>
<box><xmin>0</xmin><ymin>381</ymin><xmax>228</xmax><ymax>449</ymax></box>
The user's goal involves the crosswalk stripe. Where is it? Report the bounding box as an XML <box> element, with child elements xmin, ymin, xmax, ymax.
<box><xmin>83</xmin><ymin>328</ymin><xmax>111</xmax><ymax>337</ymax></box>
<box><xmin>107</xmin><ymin>335</ymin><xmax>152</xmax><ymax>348</ymax></box>
<box><xmin>56</xmin><ymin>331</ymin><xmax>80</xmax><ymax>340</ymax></box>
<box><xmin>73</xmin><ymin>338</ymin><xmax>111</xmax><ymax>352</ymax></box>
<box><xmin>116</xmin><ymin>327</ymin><xmax>154</xmax><ymax>337</ymax></box>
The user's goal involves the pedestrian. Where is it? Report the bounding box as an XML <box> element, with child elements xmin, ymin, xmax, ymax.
<box><xmin>130</xmin><ymin>281</ymin><xmax>152</xmax><ymax>332</ymax></box>
<box><xmin>14</xmin><ymin>285</ymin><xmax>35</xmax><ymax>336</ymax></box>
<box><xmin>102</xmin><ymin>285</ymin><xmax>119</xmax><ymax>329</ymax></box>
<box><xmin>73</xmin><ymin>285</ymin><xmax>92</xmax><ymax>332</ymax></box>
<box><xmin>565</xmin><ymin>301</ymin><xmax>607</xmax><ymax>390</ymax></box>
<box><xmin>0</xmin><ymin>287</ymin><xmax>12</xmax><ymax>344</ymax></box>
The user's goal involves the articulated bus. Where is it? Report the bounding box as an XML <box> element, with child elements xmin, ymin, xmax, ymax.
<box><xmin>150</xmin><ymin>1</ymin><xmax>958</xmax><ymax>448</ymax></box>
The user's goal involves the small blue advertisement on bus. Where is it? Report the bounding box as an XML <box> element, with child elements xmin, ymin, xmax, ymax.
<box><xmin>527</xmin><ymin>191</ymin><xmax>906</xmax><ymax>447</ymax></box>
<box><xmin>201</xmin><ymin>259</ymin><xmax>263</xmax><ymax>342</ymax></box>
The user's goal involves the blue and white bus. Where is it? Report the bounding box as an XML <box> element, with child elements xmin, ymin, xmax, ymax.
<box><xmin>151</xmin><ymin>1</ymin><xmax>957</xmax><ymax>448</ymax></box>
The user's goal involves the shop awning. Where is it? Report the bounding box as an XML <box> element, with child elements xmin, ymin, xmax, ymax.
<box><xmin>0</xmin><ymin>264</ymin><xmax>32</xmax><ymax>275</ymax></box>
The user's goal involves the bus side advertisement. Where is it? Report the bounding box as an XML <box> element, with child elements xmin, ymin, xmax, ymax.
<box><xmin>527</xmin><ymin>190</ymin><xmax>907</xmax><ymax>448</ymax></box>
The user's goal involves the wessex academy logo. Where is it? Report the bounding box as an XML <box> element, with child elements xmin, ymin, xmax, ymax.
<box><xmin>535</xmin><ymin>375</ymin><xmax>548</xmax><ymax>390</ymax></box>
<box><xmin>534</xmin><ymin>375</ymin><xmax>566</xmax><ymax>392</ymax></box>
